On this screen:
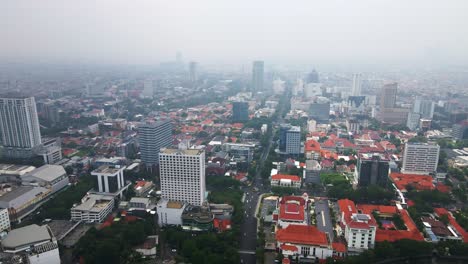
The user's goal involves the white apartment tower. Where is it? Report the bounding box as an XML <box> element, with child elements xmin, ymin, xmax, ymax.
<box><xmin>352</xmin><ymin>73</ymin><xmax>362</xmax><ymax>96</ymax></box>
<box><xmin>402</xmin><ymin>142</ymin><xmax>440</xmax><ymax>175</ymax></box>
<box><xmin>0</xmin><ymin>97</ymin><xmax>42</xmax><ymax>158</ymax></box>
<box><xmin>159</xmin><ymin>148</ymin><xmax>206</xmax><ymax>206</ymax></box>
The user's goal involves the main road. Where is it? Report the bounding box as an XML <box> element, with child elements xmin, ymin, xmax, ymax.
<box><xmin>239</xmin><ymin>95</ymin><xmax>286</xmax><ymax>264</ymax></box>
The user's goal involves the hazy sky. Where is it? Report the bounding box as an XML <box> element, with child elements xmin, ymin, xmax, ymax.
<box><xmin>2</xmin><ymin>0</ymin><xmax>468</xmax><ymax>67</ymax></box>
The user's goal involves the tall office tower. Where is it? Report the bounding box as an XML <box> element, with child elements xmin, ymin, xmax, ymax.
<box><xmin>0</xmin><ymin>97</ymin><xmax>42</xmax><ymax>158</ymax></box>
<box><xmin>159</xmin><ymin>148</ymin><xmax>206</xmax><ymax>206</ymax></box>
<box><xmin>308</xmin><ymin>97</ymin><xmax>330</xmax><ymax>123</ymax></box>
<box><xmin>356</xmin><ymin>153</ymin><xmax>390</xmax><ymax>187</ymax></box>
<box><xmin>91</xmin><ymin>165</ymin><xmax>126</xmax><ymax>193</ymax></box>
<box><xmin>143</xmin><ymin>80</ymin><xmax>153</xmax><ymax>98</ymax></box>
<box><xmin>380</xmin><ymin>83</ymin><xmax>398</xmax><ymax>109</ymax></box>
<box><xmin>402</xmin><ymin>142</ymin><xmax>440</xmax><ymax>175</ymax></box>
<box><xmin>252</xmin><ymin>61</ymin><xmax>264</xmax><ymax>93</ymax></box>
<box><xmin>279</xmin><ymin>124</ymin><xmax>301</xmax><ymax>155</ymax></box>
<box><xmin>138</xmin><ymin>120</ymin><xmax>172</xmax><ymax>167</ymax></box>
<box><xmin>413</xmin><ymin>98</ymin><xmax>435</xmax><ymax>119</ymax></box>
<box><xmin>232</xmin><ymin>101</ymin><xmax>249</xmax><ymax>121</ymax></box>
<box><xmin>452</xmin><ymin>120</ymin><xmax>468</xmax><ymax>140</ymax></box>
<box><xmin>351</xmin><ymin>73</ymin><xmax>362</xmax><ymax>96</ymax></box>
<box><xmin>272</xmin><ymin>79</ymin><xmax>285</xmax><ymax>95</ymax></box>
<box><xmin>306</xmin><ymin>69</ymin><xmax>319</xmax><ymax>83</ymax></box>
<box><xmin>406</xmin><ymin>112</ymin><xmax>421</xmax><ymax>131</ymax></box>
<box><xmin>189</xmin><ymin>61</ymin><xmax>198</xmax><ymax>83</ymax></box>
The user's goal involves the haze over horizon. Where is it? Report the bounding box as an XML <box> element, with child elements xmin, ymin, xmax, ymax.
<box><xmin>2</xmin><ymin>0</ymin><xmax>468</xmax><ymax>68</ymax></box>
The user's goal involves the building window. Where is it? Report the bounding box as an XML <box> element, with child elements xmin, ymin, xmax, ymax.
<box><xmin>301</xmin><ymin>246</ymin><xmax>310</xmax><ymax>256</ymax></box>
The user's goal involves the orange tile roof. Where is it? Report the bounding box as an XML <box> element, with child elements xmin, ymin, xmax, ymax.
<box><xmin>276</xmin><ymin>224</ymin><xmax>328</xmax><ymax>246</ymax></box>
<box><xmin>304</xmin><ymin>139</ymin><xmax>321</xmax><ymax>152</ymax></box>
<box><xmin>390</xmin><ymin>173</ymin><xmax>435</xmax><ymax>192</ymax></box>
<box><xmin>332</xmin><ymin>242</ymin><xmax>347</xmax><ymax>253</ymax></box>
<box><xmin>272</xmin><ymin>174</ymin><xmax>301</xmax><ymax>182</ymax></box>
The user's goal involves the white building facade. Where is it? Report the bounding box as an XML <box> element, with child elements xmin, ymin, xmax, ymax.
<box><xmin>91</xmin><ymin>165</ymin><xmax>126</xmax><ymax>194</ymax></box>
<box><xmin>0</xmin><ymin>208</ymin><xmax>10</xmax><ymax>232</ymax></box>
<box><xmin>159</xmin><ymin>148</ymin><xmax>206</xmax><ymax>206</ymax></box>
<box><xmin>0</xmin><ymin>97</ymin><xmax>42</xmax><ymax>158</ymax></box>
<box><xmin>402</xmin><ymin>143</ymin><xmax>440</xmax><ymax>175</ymax></box>
<box><xmin>70</xmin><ymin>194</ymin><xmax>114</xmax><ymax>223</ymax></box>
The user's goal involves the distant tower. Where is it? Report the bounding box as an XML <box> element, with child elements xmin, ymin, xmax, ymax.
<box><xmin>252</xmin><ymin>61</ymin><xmax>264</xmax><ymax>93</ymax></box>
<box><xmin>159</xmin><ymin>148</ymin><xmax>206</xmax><ymax>206</ymax></box>
<box><xmin>306</xmin><ymin>69</ymin><xmax>319</xmax><ymax>84</ymax></box>
<box><xmin>380</xmin><ymin>83</ymin><xmax>398</xmax><ymax>109</ymax></box>
<box><xmin>143</xmin><ymin>80</ymin><xmax>153</xmax><ymax>98</ymax></box>
<box><xmin>176</xmin><ymin>52</ymin><xmax>183</xmax><ymax>64</ymax></box>
<box><xmin>189</xmin><ymin>61</ymin><xmax>198</xmax><ymax>83</ymax></box>
<box><xmin>138</xmin><ymin>120</ymin><xmax>172</xmax><ymax>168</ymax></box>
<box><xmin>0</xmin><ymin>96</ymin><xmax>42</xmax><ymax>158</ymax></box>
<box><xmin>232</xmin><ymin>101</ymin><xmax>249</xmax><ymax>121</ymax></box>
<box><xmin>352</xmin><ymin>73</ymin><xmax>362</xmax><ymax>96</ymax></box>
<box><xmin>402</xmin><ymin>143</ymin><xmax>439</xmax><ymax>175</ymax></box>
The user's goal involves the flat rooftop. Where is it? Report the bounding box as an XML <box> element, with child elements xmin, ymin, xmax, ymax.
<box><xmin>92</xmin><ymin>165</ymin><xmax>123</xmax><ymax>175</ymax></box>
<box><xmin>160</xmin><ymin>148</ymin><xmax>203</xmax><ymax>156</ymax></box>
<box><xmin>72</xmin><ymin>194</ymin><xmax>113</xmax><ymax>212</ymax></box>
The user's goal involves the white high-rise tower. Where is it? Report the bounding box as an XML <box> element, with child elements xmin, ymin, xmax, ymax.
<box><xmin>159</xmin><ymin>148</ymin><xmax>206</xmax><ymax>206</ymax></box>
<box><xmin>0</xmin><ymin>96</ymin><xmax>42</xmax><ymax>158</ymax></box>
<box><xmin>352</xmin><ymin>73</ymin><xmax>362</xmax><ymax>96</ymax></box>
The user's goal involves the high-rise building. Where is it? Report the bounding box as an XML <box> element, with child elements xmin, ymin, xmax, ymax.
<box><xmin>356</xmin><ymin>153</ymin><xmax>390</xmax><ymax>187</ymax></box>
<box><xmin>413</xmin><ymin>98</ymin><xmax>435</xmax><ymax>119</ymax></box>
<box><xmin>189</xmin><ymin>61</ymin><xmax>198</xmax><ymax>83</ymax></box>
<box><xmin>402</xmin><ymin>143</ymin><xmax>439</xmax><ymax>175</ymax></box>
<box><xmin>351</xmin><ymin>73</ymin><xmax>362</xmax><ymax>96</ymax></box>
<box><xmin>142</xmin><ymin>80</ymin><xmax>153</xmax><ymax>98</ymax></box>
<box><xmin>279</xmin><ymin>124</ymin><xmax>301</xmax><ymax>155</ymax></box>
<box><xmin>308</xmin><ymin>98</ymin><xmax>330</xmax><ymax>123</ymax></box>
<box><xmin>272</xmin><ymin>79</ymin><xmax>285</xmax><ymax>95</ymax></box>
<box><xmin>306</xmin><ymin>69</ymin><xmax>319</xmax><ymax>83</ymax></box>
<box><xmin>380</xmin><ymin>83</ymin><xmax>398</xmax><ymax>109</ymax></box>
<box><xmin>0</xmin><ymin>97</ymin><xmax>42</xmax><ymax>158</ymax></box>
<box><xmin>159</xmin><ymin>148</ymin><xmax>206</xmax><ymax>206</ymax></box>
<box><xmin>452</xmin><ymin>120</ymin><xmax>468</xmax><ymax>140</ymax></box>
<box><xmin>138</xmin><ymin>120</ymin><xmax>172</xmax><ymax>167</ymax></box>
<box><xmin>232</xmin><ymin>101</ymin><xmax>249</xmax><ymax>121</ymax></box>
<box><xmin>406</xmin><ymin>112</ymin><xmax>421</xmax><ymax>131</ymax></box>
<box><xmin>252</xmin><ymin>61</ymin><xmax>264</xmax><ymax>93</ymax></box>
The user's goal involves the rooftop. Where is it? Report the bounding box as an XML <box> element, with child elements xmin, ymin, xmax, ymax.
<box><xmin>160</xmin><ymin>148</ymin><xmax>204</xmax><ymax>156</ymax></box>
<box><xmin>390</xmin><ymin>172</ymin><xmax>435</xmax><ymax>192</ymax></box>
<box><xmin>1</xmin><ymin>224</ymin><xmax>52</xmax><ymax>249</ymax></box>
<box><xmin>92</xmin><ymin>165</ymin><xmax>124</xmax><ymax>175</ymax></box>
<box><xmin>276</xmin><ymin>224</ymin><xmax>328</xmax><ymax>246</ymax></box>
<box><xmin>72</xmin><ymin>194</ymin><xmax>114</xmax><ymax>212</ymax></box>
<box><xmin>21</xmin><ymin>164</ymin><xmax>66</xmax><ymax>183</ymax></box>
<box><xmin>272</xmin><ymin>174</ymin><xmax>301</xmax><ymax>182</ymax></box>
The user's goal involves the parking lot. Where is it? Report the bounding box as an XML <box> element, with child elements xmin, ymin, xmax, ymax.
<box><xmin>314</xmin><ymin>198</ymin><xmax>334</xmax><ymax>238</ymax></box>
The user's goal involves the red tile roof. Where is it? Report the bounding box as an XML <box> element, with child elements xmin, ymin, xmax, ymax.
<box><xmin>390</xmin><ymin>173</ymin><xmax>435</xmax><ymax>192</ymax></box>
<box><xmin>276</xmin><ymin>224</ymin><xmax>328</xmax><ymax>246</ymax></box>
<box><xmin>304</xmin><ymin>139</ymin><xmax>321</xmax><ymax>152</ymax></box>
<box><xmin>434</xmin><ymin>208</ymin><xmax>468</xmax><ymax>242</ymax></box>
<box><xmin>282</xmin><ymin>258</ymin><xmax>291</xmax><ymax>264</ymax></box>
<box><xmin>280</xmin><ymin>244</ymin><xmax>298</xmax><ymax>252</ymax></box>
<box><xmin>332</xmin><ymin>242</ymin><xmax>347</xmax><ymax>253</ymax></box>
<box><xmin>272</xmin><ymin>174</ymin><xmax>301</xmax><ymax>182</ymax></box>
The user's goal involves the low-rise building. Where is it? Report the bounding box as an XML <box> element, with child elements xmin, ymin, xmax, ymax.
<box><xmin>275</xmin><ymin>195</ymin><xmax>308</xmax><ymax>228</ymax></box>
<box><xmin>129</xmin><ymin>197</ymin><xmax>151</xmax><ymax>210</ymax></box>
<box><xmin>276</xmin><ymin>224</ymin><xmax>333</xmax><ymax>261</ymax></box>
<box><xmin>304</xmin><ymin>160</ymin><xmax>321</xmax><ymax>184</ymax></box>
<box><xmin>0</xmin><ymin>186</ymin><xmax>50</xmax><ymax>222</ymax></box>
<box><xmin>0</xmin><ymin>224</ymin><xmax>60</xmax><ymax>264</ymax></box>
<box><xmin>21</xmin><ymin>164</ymin><xmax>69</xmax><ymax>194</ymax></box>
<box><xmin>157</xmin><ymin>199</ymin><xmax>187</xmax><ymax>226</ymax></box>
<box><xmin>0</xmin><ymin>164</ymin><xmax>36</xmax><ymax>183</ymax></box>
<box><xmin>338</xmin><ymin>199</ymin><xmax>377</xmax><ymax>253</ymax></box>
<box><xmin>134</xmin><ymin>180</ymin><xmax>154</xmax><ymax>197</ymax></box>
<box><xmin>271</xmin><ymin>174</ymin><xmax>301</xmax><ymax>188</ymax></box>
<box><xmin>70</xmin><ymin>194</ymin><xmax>114</xmax><ymax>223</ymax></box>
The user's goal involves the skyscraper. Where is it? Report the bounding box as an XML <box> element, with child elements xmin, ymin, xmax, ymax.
<box><xmin>232</xmin><ymin>101</ymin><xmax>249</xmax><ymax>121</ymax></box>
<box><xmin>279</xmin><ymin>124</ymin><xmax>301</xmax><ymax>155</ymax></box>
<box><xmin>142</xmin><ymin>80</ymin><xmax>153</xmax><ymax>98</ymax></box>
<box><xmin>380</xmin><ymin>83</ymin><xmax>398</xmax><ymax>109</ymax></box>
<box><xmin>306</xmin><ymin>69</ymin><xmax>319</xmax><ymax>83</ymax></box>
<box><xmin>138</xmin><ymin>120</ymin><xmax>172</xmax><ymax>168</ymax></box>
<box><xmin>159</xmin><ymin>148</ymin><xmax>206</xmax><ymax>206</ymax></box>
<box><xmin>356</xmin><ymin>153</ymin><xmax>390</xmax><ymax>187</ymax></box>
<box><xmin>351</xmin><ymin>73</ymin><xmax>362</xmax><ymax>96</ymax></box>
<box><xmin>189</xmin><ymin>61</ymin><xmax>198</xmax><ymax>83</ymax></box>
<box><xmin>0</xmin><ymin>96</ymin><xmax>42</xmax><ymax>158</ymax></box>
<box><xmin>402</xmin><ymin>143</ymin><xmax>439</xmax><ymax>175</ymax></box>
<box><xmin>252</xmin><ymin>61</ymin><xmax>264</xmax><ymax>93</ymax></box>
<box><xmin>412</xmin><ymin>98</ymin><xmax>435</xmax><ymax>119</ymax></box>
